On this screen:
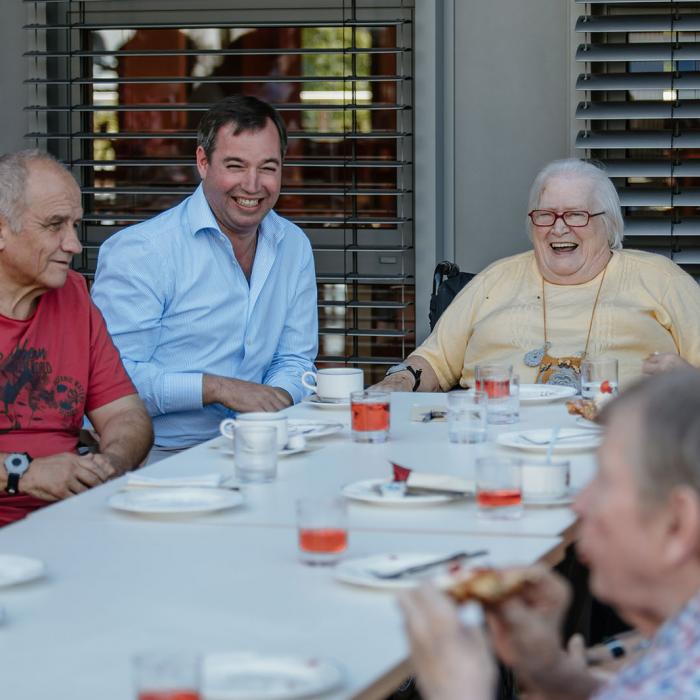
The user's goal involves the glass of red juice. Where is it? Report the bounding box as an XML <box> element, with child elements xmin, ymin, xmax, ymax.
<box><xmin>476</xmin><ymin>456</ymin><xmax>523</xmax><ymax>519</ymax></box>
<box><xmin>350</xmin><ymin>390</ymin><xmax>390</xmax><ymax>443</ymax></box>
<box><xmin>296</xmin><ymin>497</ymin><xmax>348</xmax><ymax>565</ymax></box>
<box><xmin>133</xmin><ymin>651</ymin><xmax>201</xmax><ymax>700</ymax></box>
<box><xmin>474</xmin><ymin>364</ymin><xmax>519</xmax><ymax>425</ymax></box>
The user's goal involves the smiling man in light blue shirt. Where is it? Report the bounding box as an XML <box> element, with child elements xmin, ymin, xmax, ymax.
<box><xmin>92</xmin><ymin>96</ymin><xmax>318</xmax><ymax>452</ymax></box>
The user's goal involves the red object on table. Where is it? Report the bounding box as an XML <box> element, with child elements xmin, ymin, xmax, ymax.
<box><xmin>477</xmin><ymin>489</ymin><xmax>522</xmax><ymax>507</ymax></box>
<box><xmin>475</xmin><ymin>378</ymin><xmax>510</xmax><ymax>399</ymax></box>
<box><xmin>351</xmin><ymin>402</ymin><xmax>390</xmax><ymax>432</ymax></box>
<box><xmin>298</xmin><ymin>528</ymin><xmax>348</xmax><ymax>554</ymax></box>
<box><xmin>392</xmin><ymin>464</ymin><xmax>411</xmax><ymax>482</ymax></box>
<box><xmin>138</xmin><ymin>692</ymin><xmax>200</xmax><ymax>700</ymax></box>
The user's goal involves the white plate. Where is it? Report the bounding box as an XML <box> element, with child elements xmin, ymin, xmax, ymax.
<box><xmin>497</xmin><ymin>429</ymin><xmax>602</xmax><ymax>453</ymax></box>
<box><xmin>211</xmin><ymin>440</ymin><xmax>311</xmax><ymax>458</ymax></box>
<box><xmin>524</xmin><ymin>488</ymin><xmax>576</xmax><ymax>507</ymax></box>
<box><xmin>341</xmin><ymin>478</ymin><xmax>462</xmax><ymax>506</ymax></box>
<box><xmin>0</xmin><ymin>554</ymin><xmax>45</xmax><ymax>587</ymax></box>
<box><xmin>301</xmin><ymin>395</ymin><xmax>349</xmax><ymax>410</ymax></box>
<box><xmin>575</xmin><ymin>416</ymin><xmax>602</xmax><ymax>430</ymax></box>
<box><xmin>287</xmin><ymin>419</ymin><xmax>344</xmax><ymax>440</ymax></box>
<box><xmin>203</xmin><ymin>652</ymin><xmax>343</xmax><ymax>700</ymax></box>
<box><xmin>108</xmin><ymin>487</ymin><xmax>244</xmax><ymax>515</ymax></box>
<box><xmin>519</xmin><ymin>384</ymin><xmax>577</xmax><ymax>404</ymax></box>
<box><xmin>335</xmin><ymin>553</ymin><xmax>479</xmax><ymax>590</ymax></box>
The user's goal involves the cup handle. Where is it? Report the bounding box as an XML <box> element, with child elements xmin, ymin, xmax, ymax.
<box><xmin>219</xmin><ymin>418</ymin><xmax>237</xmax><ymax>439</ymax></box>
<box><xmin>301</xmin><ymin>371</ymin><xmax>318</xmax><ymax>392</ymax></box>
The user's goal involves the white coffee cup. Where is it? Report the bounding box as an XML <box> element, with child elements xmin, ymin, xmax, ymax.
<box><xmin>220</xmin><ymin>413</ymin><xmax>288</xmax><ymax>450</ymax></box>
<box><xmin>521</xmin><ymin>460</ymin><xmax>570</xmax><ymax>500</ymax></box>
<box><xmin>301</xmin><ymin>367</ymin><xmax>364</xmax><ymax>401</ymax></box>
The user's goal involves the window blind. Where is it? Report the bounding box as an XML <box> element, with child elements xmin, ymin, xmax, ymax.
<box><xmin>575</xmin><ymin>0</ymin><xmax>700</xmax><ymax>270</ymax></box>
<box><xmin>23</xmin><ymin>0</ymin><xmax>415</xmax><ymax>382</ymax></box>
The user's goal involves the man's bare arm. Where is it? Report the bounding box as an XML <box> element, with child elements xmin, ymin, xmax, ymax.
<box><xmin>87</xmin><ymin>394</ymin><xmax>154</xmax><ymax>475</ymax></box>
<box><xmin>203</xmin><ymin>374</ymin><xmax>292</xmax><ymax>413</ymax></box>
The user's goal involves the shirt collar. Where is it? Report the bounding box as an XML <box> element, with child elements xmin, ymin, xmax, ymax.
<box><xmin>185</xmin><ymin>183</ymin><xmax>286</xmax><ymax>247</ymax></box>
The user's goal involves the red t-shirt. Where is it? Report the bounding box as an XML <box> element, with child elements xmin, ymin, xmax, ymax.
<box><xmin>0</xmin><ymin>271</ymin><xmax>136</xmax><ymax>524</ymax></box>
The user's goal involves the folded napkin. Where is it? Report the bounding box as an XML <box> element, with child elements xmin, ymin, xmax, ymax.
<box><xmin>409</xmin><ymin>405</ymin><xmax>447</xmax><ymax>422</ymax></box>
<box><xmin>392</xmin><ymin>463</ymin><xmax>474</xmax><ymax>494</ymax></box>
<box><xmin>125</xmin><ymin>473</ymin><xmax>223</xmax><ymax>489</ymax></box>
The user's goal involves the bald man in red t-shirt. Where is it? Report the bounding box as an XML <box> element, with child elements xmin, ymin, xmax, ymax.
<box><xmin>0</xmin><ymin>150</ymin><xmax>153</xmax><ymax>525</ymax></box>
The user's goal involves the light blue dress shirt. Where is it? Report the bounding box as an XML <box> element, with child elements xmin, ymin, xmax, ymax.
<box><xmin>92</xmin><ymin>184</ymin><xmax>318</xmax><ymax>448</ymax></box>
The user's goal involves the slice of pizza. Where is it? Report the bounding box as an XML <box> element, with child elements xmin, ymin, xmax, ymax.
<box><xmin>445</xmin><ymin>568</ymin><xmax>534</xmax><ymax>606</ymax></box>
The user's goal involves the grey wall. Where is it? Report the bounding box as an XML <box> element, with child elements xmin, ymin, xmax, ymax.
<box><xmin>0</xmin><ymin>2</ymin><xmax>27</xmax><ymax>155</ymax></box>
<box><xmin>451</xmin><ymin>0</ymin><xmax>572</xmax><ymax>275</ymax></box>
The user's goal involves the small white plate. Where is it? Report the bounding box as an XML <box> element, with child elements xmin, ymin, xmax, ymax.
<box><xmin>203</xmin><ymin>652</ymin><xmax>344</xmax><ymax>700</ymax></box>
<box><xmin>108</xmin><ymin>487</ymin><xmax>244</xmax><ymax>515</ymax></box>
<box><xmin>211</xmin><ymin>440</ymin><xmax>311</xmax><ymax>458</ymax></box>
<box><xmin>301</xmin><ymin>395</ymin><xmax>349</xmax><ymax>410</ymax></box>
<box><xmin>0</xmin><ymin>554</ymin><xmax>45</xmax><ymax>588</ymax></box>
<box><xmin>519</xmin><ymin>384</ymin><xmax>577</xmax><ymax>404</ymax></box>
<box><xmin>341</xmin><ymin>478</ymin><xmax>463</xmax><ymax>506</ymax></box>
<box><xmin>335</xmin><ymin>553</ymin><xmax>478</xmax><ymax>590</ymax></box>
<box><xmin>497</xmin><ymin>429</ymin><xmax>602</xmax><ymax>453</ymax></box>
<box><xmin>575</xmin><ymin>416</ymin><xmax>602</xmax><ymax>430</ymax></box>
<box><xmin>287</xmin><ymin>419</ymin><xmax>344</xmax><ymax>440</ymax></box>
<box><xmin>524</xmin><ymin>488</ymin><xmax>577</xmax><ymax>507</ymax></box>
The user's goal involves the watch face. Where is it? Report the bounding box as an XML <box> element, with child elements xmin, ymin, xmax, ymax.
<box><xmin>5</xmin><ymin>453</ymin><xmax>30</xmax><ymax>476</ymax></box>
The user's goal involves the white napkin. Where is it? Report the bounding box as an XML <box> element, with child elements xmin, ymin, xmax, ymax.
<box><xmin>125</xmin><ymin>473</ymin><xmax>223</xmax><ymax>488</ymax></box>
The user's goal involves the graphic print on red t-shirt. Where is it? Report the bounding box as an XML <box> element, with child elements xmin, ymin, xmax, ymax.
<box><xmin>0</xmin><ymin>340</ymin><xmax>86</xmax><ymax>434</ymax></box>
<box><xmin>0</xmin><ymin>272</ymin><xmax>136</xmax><ymax>525</ymax></box>
<box><xmin>0</xmin><ymin>272</ymin><xmax>134</xmax><ymax>457</ymax></box>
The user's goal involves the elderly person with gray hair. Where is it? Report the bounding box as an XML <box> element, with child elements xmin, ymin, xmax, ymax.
<box><xmin>0</xmin><ymin>150</ymin><xmax>152</xmax><ymax>525</ymax></box>
<box><xmin>376</xmin><ymin>158</ymin><xmax>700</xmax><ymax>392</ymax></box>
<box><xmin>400</xmin><ymin>367</ymin><xmax>700</xmax><ymax>699</ymax></box>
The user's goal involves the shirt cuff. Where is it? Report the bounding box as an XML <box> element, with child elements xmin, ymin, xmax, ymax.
<box><xmin>266</xmin><ymin>375</ymin><xmax>305</xmax><ymax>405</ymax></box>
<box><xmin>161</xmin><ymin>372</ymin><xmax>204</xmax><ymax>413</ymax></box>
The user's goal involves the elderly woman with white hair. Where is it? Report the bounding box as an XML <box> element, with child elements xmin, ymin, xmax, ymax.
<box><xmin>376</xmin><ymin>158</ymin><xmax>700</xmax><ymax>392</ymax></box>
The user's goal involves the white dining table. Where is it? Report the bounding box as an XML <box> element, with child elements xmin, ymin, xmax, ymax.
<box><xmin>0</xmin><ymin>391</ymin><xmax>598</xmax><ymax>700</ymax></box>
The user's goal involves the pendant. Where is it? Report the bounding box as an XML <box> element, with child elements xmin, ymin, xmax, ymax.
<box><xmin>548</xmin><ymin>367</ymin><xmax>581</xmax><ymax>391</ymax></box>
<box><xmin>524</xmin><ymin>342</ymin><xmax>550</xmax><ymax>368</ymax></box>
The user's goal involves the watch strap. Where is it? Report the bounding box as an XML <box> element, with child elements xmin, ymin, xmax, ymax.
<box><xmin>386</xmin><ymin>363</ymin><xmax>422</xmax><ymax>391</ymax></box>
<box><xmin>6</xmin><ymin>472</ymin><xmax>20</xmax><ymax>495</ymax></box>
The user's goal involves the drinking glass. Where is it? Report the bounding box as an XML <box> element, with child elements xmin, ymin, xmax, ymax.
<box><xmin>476</xmin><ymin>456</ymin><xmax>523</xmax><ymax>519</ymax></box>
<box><xmin>296</xmin><ymin>497</ymin><xmax>348</xmax><ymax>565</ymax></box>
<box><xmin>581</xmin><ymin>357</ymin><xmax>619</xmax><ymax>399</ymax></box>
<box><xmin>447</xmin><ymin>390</ymin><xmax>487</xmax><ymax>443</ymax></box>
<box><xmin>132</xmin><ymin>651</ymin><xmax>201</xmax><ymax>700</ymax></box>
<box><xmin>350</xmin><ymin>390</ymin><xmax>390</xmax><ymax>443</ymax></box>
<box><xmin>233</xmin><ymin>424</ymin><xmax>278</xmax><ymax>483</ymax></box>
<box><xmin>474</xmin><ymin>364</ymin><xmax>520</xmax><ymax>424</ymax></box>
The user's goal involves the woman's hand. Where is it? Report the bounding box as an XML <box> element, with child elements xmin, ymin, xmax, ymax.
<box><xmin>398</xmin><ymin>585</ymin><xmax>496</xmax><ymax>700</ymax></box>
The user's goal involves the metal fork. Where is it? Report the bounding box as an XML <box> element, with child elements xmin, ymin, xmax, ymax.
<box><xmin>519</xmin><ymin>432</ymin><xmax>592</xmax><ymax>446</ymax></box>
<box><xmin>369</xmin><ymin>550</ymin><xmax>488</xmax><ymax>579</ymax></box>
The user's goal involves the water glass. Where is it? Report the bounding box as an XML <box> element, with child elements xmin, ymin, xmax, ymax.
<box><xmin>233</xmin><ymin>424</ymin><xmax>278</xmax><ymax>483</ymax></box>
<box><xmin>581</xmin><ymin>357</ymin><xmax>619</xmax><ymax>399</ymax></box>
<box><xmin>474</xmin><ymin>364</ymin><xmax>520</xmax><ymax>424</ymax></box>
<box><xmin>296</xmin><ymin>497</ymin><xmax>348</xmax><ymax>565</ymax></box>
<box><xmin>447</xmin><ymin>390</ymin><xmax>487</xmax><ymax>443</ymax></box>
<box><xmin>476</xmin><ymin>456</ymin><xmax>523</xmax><ymax>519</ymax></box>
<box><xmin>132</xmin><ymin>651</ymin><xmax>201</xmax><ymax>700</ymax></box>
<box><xmin>351</xmin><ymin>390</ymin><xmax>390</xmax><ymax>443</ymax></box>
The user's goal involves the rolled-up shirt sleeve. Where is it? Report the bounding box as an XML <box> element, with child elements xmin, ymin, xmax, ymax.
<box><xmin>262</xmin><ymin>238</ymin><xmax>318</xmax><ymax>403</ymax></box>
<box><xmin>92</xmin><ymin>232</ymin><xmax>204</xmax><ymax>416</ymax></box>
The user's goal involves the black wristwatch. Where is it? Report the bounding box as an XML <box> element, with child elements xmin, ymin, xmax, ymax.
<box><xmin>385</xmin><ymin>362</ymin><xmax>422</xmax><ymax>391</ymax></box>
<box><xmin>4</xmin><ymin>453</ymin><xmax>32</xmax><ymax>495</ymax></box>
